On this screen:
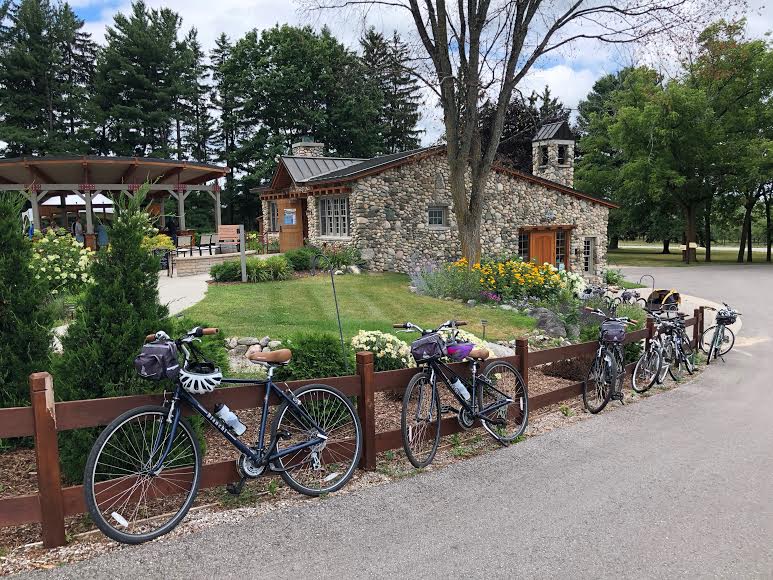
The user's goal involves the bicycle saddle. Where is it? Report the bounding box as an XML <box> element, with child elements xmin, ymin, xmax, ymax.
<box><xmin>246</xmin><ymin>347</ymin><xmax>292</xmax><ymax>365</ymax></box>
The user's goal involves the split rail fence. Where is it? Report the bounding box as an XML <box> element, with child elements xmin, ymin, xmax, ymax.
<box><xmin>0</xmin><ymin>308</ymin><xmax>704</xmax><ymax>548</ymax></box>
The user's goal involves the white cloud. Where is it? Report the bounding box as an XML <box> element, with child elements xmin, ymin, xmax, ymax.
<box><xmin>520</xmin><ymin>64</ymin><xmax>602</xmax><ymax>116</ymax></box>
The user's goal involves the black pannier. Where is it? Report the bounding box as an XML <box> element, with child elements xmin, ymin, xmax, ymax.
<box><xmin>600</xmin><ymin>320</ymin><xmax>626</xmax><ymax>343</ymax></box>
<box><xmin>134</xmin><ymin>340</ymin><xmax>180</xmax><ymax>380</ymax></box>
<box><xmin>716</xmin><ymin>310</ymin><xmax>737</xmax><ymax>325</ymax></box>
<box><xmin>411</xmin><ymin>333</ymin><xmax>447</xmax><ymax>363</ymax></box>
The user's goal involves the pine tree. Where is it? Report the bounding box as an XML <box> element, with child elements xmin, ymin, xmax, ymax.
<box><xmin>360</xmin><ymin>28</ymin><xmax>422</xmax><ymax>153</ymax></box>
<box><xmin>0</xmin><ymin>192</ymin><xmax>53</xmax><ymax>409</ymax></box>
<box><xmin>181</xmin><ymin>29</ymin><xmax>215</xmax><ymax>163</ymax></box>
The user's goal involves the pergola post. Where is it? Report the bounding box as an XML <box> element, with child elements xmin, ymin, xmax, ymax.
<box><xmin>73</xmin><ymin>189</ymin><xmax>95</xmax><ymax>235</ymax></box>
<box><xmin>210</xmin><ymin>185</ymin><xmax>222</xmax><ymax>231</ymax></box>
<box><xmin>27</xmin><ymin>190</ymin><xmax>46</xmax><ymax>232</ymax></box>
<box><xmin>176</xmin><ymin>188</ymin><xmax>186</xmax><ymax>230</ymax></box>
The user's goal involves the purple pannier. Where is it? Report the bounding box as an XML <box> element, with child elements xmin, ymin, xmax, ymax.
<box><xmin>600</xmin><ymin>320</ymin><xmax>626</xmax><ymax>344</ymax></box>
<box><xmin>446</xmin><ymin>342</ymin><xmax>474</xmax><ymax>361</ymax></box>
<box><xmin>411</xmin><ymin>333</ymin><xmax>447</xmax><ymax>363</ymax></box>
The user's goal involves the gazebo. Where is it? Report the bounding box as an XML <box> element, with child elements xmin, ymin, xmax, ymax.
<box><xmin>0</xmin><ymin>155</ymin><xmax>229</xmax><ymax>246</ymax></box>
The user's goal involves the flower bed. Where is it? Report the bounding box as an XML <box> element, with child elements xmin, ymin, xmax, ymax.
<box><xmin>31</xmin><ymin>229</ymin><xmax>93</xmax><ymax>295</ymax></box>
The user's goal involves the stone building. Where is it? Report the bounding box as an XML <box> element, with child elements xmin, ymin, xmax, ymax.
<box><xmin>257</xmin><ymin>121</ymin><xmax>614</xmax><ymax>277</ymax></box>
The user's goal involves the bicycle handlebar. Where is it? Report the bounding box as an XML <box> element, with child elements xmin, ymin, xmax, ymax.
<box><xmin>144</xmin><ymin>327</ymin><xmax>219</xmax><ymax>343</ymax></box>
<box><xmin>392</xmin><ymin>320</ymin><xmax>467</xmax><ymax>333</ymax></box>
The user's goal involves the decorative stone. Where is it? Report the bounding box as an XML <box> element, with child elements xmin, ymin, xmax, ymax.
<box><xmin>347</xmin><ymin>265</ymin><xmax>362</xmax><ymax>274</ymax></box>
<box><xmin>499</xmin><ymin>304</ymin><xmax>514</xmax><ymax>311</ymax></box>
<box><xmin>268</xmin><ymin>340</ymin><xmax>282</xmax><ymax>349</ymax></box>
<box><xmin>237</xmin><ymin>337</ymin><xmax>260</xmax><ymax>346</ymax></box>
<box><xmin>245</xmin><ymin>344</ymin><xmax>263</xmax><ymax>358</ymax></box>
<box><xmin>233</xmin><ymin>345</ymin><xmax>249</xmax><ymax>356</ymax></box>
<box><xmin>334</xmin><ymin>269</ymin><xmax>344</xmax><ymax>275</ymax></box>
<box><xmin>467</xmin><ymin>299</ymin><xmax>477</xmax><ymax>306</ymax></box>
<box><xmin>259</xmin><ymin>336</ymin><xmax>271</xmax><ymax>347</ymax></box>
<box><xmin>225</xmin><ymin>337</ymin><xmax>238</xmax><ymax>349</ymax></box>
<box><xmin>528</xmin><ymin>307</ymin><xmax>567</xmax><ymax>338</ymax></box>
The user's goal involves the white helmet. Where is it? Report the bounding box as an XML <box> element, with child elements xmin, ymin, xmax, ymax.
<box><xmin>179</xmin><ymin>362</ymin><xmax>222</xmax><ymax>394</ymax></box>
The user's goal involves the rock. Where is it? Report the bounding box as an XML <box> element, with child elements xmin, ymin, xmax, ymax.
<box><xmin>268</xmin><ymin>340</ymin><xmax>282</xmax><ymax>349</ymax></box>
<box><xmin>527</xmin><ymin>307</ymin><xmax>567</xmax><ymax>338</ymax></box>
<box><xmin>334</xmin><ymin>269</ymin><xmax>344</xmax><ymax>275</ymax></box>
<box><xmin>233</xmin><ymin>345</ymin><xmax>249</xmax><ymax>356</ymax></box>
<box><xmin>225</xmin><ymin>337</ymin><xmax>238</xmax><ymax>349</ymax></box>
<box><xmin>566</xmin><ymin>324</ymin><xmax>580</xmax><ymax>340</ymax></box>
<box><xmin>467</xmin><ymin>299</ymin><xmax>477</xmax><ymax>306</ymax></box>
<box><xmin>499</xmin><ymin>304</ymin><xmax>514</xmax><ymax>311</ymax></box>
<box><xmin>237</xmin><ymin>337</ymin><xmax>260</xmax><ymax>346</ymax></box>
<box><xmin>409</xmin><ymin>285</ymin><xmax>418</xmax><ymax>294</ymax></box>
<box><xmin>245</xmin><ymin>344</ymin><xmax>262</xmax><ymax>358</ymax></box>
<box><xmin>347</xmin><ymin>265</ymin><xmax>362</xmax><ymax>274</ymax></box>
<box><xmin>485</xmin><ymin>341</ymin><xmax>515</xmax><ymax>357</ymax></box>
<box><xmin>259</xmin><ymin>336</ymin><xmax>271</xmax><ymax>347</ymax></box>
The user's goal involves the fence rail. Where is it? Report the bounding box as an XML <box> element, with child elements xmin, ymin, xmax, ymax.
<box><xmin>0</xmin><ymin>309</ymin><xmax>703</xmax><ymax>547</ymax></box>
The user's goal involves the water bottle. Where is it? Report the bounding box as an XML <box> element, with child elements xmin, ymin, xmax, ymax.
<box><xmin>450</xmin><ymin>378</ymin><xmax>471</xmax><ymax>401</ymax></box>
<box><xmin>214</xmin><ymin>403</ymin><xmax>246</xmax><ymax>436</ymax></box>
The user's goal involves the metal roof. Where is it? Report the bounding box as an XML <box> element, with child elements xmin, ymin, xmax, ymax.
<box><xmin>282</xmin><ymin>156</ymin><xmax>365</xmax><ymax>183</ymax></box>
<box><xmin>532</xmin><ymin>121</ymin><xmax>574</xmax><ymax>142</ymax></box>
<box><xmin>305</xmin><ymin>147</ymin><xmax>439</xmax><ymax>183</ymax></box>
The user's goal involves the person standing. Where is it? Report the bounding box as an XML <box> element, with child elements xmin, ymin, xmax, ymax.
<box><xmin>168</xmin><ymin>217</ymin><xmax>178</xmax><ymax>244</ymax></box>
<box><xmin>96</xmin><ymin>221</ymin><xmax>108</xmax><ymax>249</ymax></box>
<box><xmin>73</xmin><ymin>217</ymin><xmax>84</xmax><ymax>245</ymax></box>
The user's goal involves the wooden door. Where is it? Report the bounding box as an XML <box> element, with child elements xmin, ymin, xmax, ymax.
<box><xmin>278</xmin><ymin>198</ymin><xmax>304</xmax><ymax>252</ymax></box>
<box><xmin>530</xmin><ymin>231</ymin><xmax>556</xmax><ymax>266</ymax></box>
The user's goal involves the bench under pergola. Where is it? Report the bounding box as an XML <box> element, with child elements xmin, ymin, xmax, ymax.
<box><xmin>0</xmin><ymin>155</ymin><xmax>229</xmax><ymax>244</ymax></box>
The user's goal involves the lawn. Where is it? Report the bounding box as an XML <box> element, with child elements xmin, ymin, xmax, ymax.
<box><xmin>608</xmin><ymin>244</ymin><xmax>772</xmax><ymax>268</ymax></box>
<box><xmin>183</xmin><ymin>272</ymin><xmax>535</xmax><ymax>342</ymax></box>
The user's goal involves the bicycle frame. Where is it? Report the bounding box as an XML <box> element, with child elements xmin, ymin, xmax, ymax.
<box><xmin>149</xmin><ymin>376</ymin><xmax>326</xmax><ymax>473</ymax></box>
<box><xmin>424</xmin><ymin>358</ymin><xmax>512</xmax><ymax>418</ymax></box>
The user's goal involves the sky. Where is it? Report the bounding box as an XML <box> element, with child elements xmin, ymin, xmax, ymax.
<box><xmin>65</xmin><ymin>0</ymin><xmax>773</xmax><ymax>145</ymax></box>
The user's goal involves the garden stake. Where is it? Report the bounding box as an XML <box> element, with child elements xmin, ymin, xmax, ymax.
<box><xmin>312</xmin><ymin>254</ymin><xmax>349</xmax><ymax>373</ymax></box>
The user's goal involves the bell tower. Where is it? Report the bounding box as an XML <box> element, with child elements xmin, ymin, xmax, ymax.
<box><xmin>531</xmin><ymin>121</ymin><xmax>575</xmax><ymax>188</ymax></box>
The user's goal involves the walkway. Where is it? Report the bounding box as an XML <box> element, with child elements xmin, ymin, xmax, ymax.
<box><xmin>21</xmin><ymin>265</ymin><xmax>773</xmax><ymax>579</ymax></box>
<box><xmin>158</xmin><ymin>273</ymin><xmax>209</xmax><ymax>315</ymax></box>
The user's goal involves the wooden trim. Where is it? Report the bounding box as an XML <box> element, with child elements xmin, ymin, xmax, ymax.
<box><xmin>519</xmin><ymin>224</ymin><xmax>574</xmax><ymax>232</ymax></box>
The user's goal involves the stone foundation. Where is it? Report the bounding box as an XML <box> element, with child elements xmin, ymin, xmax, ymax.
<box><xmin>173</xmin><ymin>250</ymin><xmax>258</xmax><ymax>277</ymax></box>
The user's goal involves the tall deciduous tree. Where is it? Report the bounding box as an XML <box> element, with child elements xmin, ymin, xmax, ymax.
<box><xmin>305</xmin><ymin>0</ymin><xmax>731</xmax><ymax>262</ymax></box>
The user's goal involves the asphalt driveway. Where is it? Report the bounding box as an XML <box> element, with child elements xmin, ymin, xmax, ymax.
<box><xmin>18</xmin><ymin>265</ymin><xmax>773</xmax><ymax>579</ymax></box>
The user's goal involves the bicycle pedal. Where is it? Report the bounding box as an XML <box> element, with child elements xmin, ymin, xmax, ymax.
<box><xmin>226</xmin><ymin>476</ymin><xmax>247</xmax><ymax>496</ymax></box>
<box><xmin>610</xmin><ymin>391</ymin><xmax>624</xmax><ymax>402</ymax></box>
<box><xmin>440</xmin><ymin>405</ymin><xmax>457</xmax><ymax>415</ymax></box>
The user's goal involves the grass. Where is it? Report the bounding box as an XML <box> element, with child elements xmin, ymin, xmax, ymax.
<box><xmin>184</xmin><ymin>272</ymin><xmax>534</xmax><ymax>342</ymax></box>
<box><xmin>609</xmin><ymin>242</ymin><xmax>772</xmax><ymax>268</ymax></box>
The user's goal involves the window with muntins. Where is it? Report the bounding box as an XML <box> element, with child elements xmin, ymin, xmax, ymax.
<box><xmin>583</xmin><ymin>237</ymin><xmax>595</xmax><ymax>273</ymax></box>
<box><xmin>428</xmin><ymin>206</ymin><xmax>446</xmax><ymax>227</ymax></box>
<box><xmin>556</xmin><ymin>230</ymin><xmax>566</xmax><ymax>266</ymax></box>
<box><xmin>319</xmin><ymin>196</ymin><xmax>350</xmax><ymax>237</ymax></box>
<box><xmin>518</xmin><ymin>233</ymin><xmax>529</xmax><ymax>260</ymax></box>
<box><xmin>540</xmin><ymin>145</ymin><xmax>549</xmax><ymax>166</ymax></box>
<box><xmin>557</xmin><ymin>145</ymin><xmax>567</xmax><ymax>165</ymax></box>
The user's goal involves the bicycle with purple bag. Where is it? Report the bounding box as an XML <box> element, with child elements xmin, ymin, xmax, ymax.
<box><xmin>394</xmin><ymin>320</ymin><xmax>528</xmax><ymax>468</ymax></box>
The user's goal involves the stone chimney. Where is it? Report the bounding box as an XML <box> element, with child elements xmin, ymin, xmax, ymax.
<box><xmin>291</xmin><ymin>136</ymin><xmax>325</xmax><ymax>157</ymax></box>
<box><xmin>531</xmin><ymin>121</ymin><xmax>575</xmax><ymax>188</ymax></box>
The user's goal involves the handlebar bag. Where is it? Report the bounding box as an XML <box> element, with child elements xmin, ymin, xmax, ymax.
<box><xmin>716</xmin><ymin>310</ymin><xmax>737</xmax><ymax>325</ymax></box>
<box><xmin>600</xmin><ymin>321</ymin><xmax>626</xmax><ymax>344</ymax></box>
<box><xmin>134</xmin><ymin>340</ymin><xmax>180</xmax><ymax>380</ymax></box>
<box><xmin>411</xmin><ymin>333</ymin><xmax>447</xmax><ymax>363</ymax></box>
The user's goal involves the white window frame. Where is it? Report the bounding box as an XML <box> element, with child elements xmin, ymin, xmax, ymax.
<box><xmin>427</xmin><ymin>205</ymin><xmax>448</xmax><ymax>228</ymax></box>
<box><xmin>583</xmin><ymin>237</ymin><xmax>596</xmax><ymax>273</ymax></box>
<box><xmin>318</xmin><ymin>196</ymin><xmax>351</xmax><ymax>239</ymax></box>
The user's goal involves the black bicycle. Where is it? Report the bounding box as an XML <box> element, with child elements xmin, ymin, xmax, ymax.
<box><xmin>582</xmin><ymin>307</ymin><xmax>637</xmax><ymax>413</ymax></box>
<box><xmin>83</xmin><ymin>326</ymin><xmax>362</xmax><ymax>544</ymax></box>
<box><xmin>700</xmin><ymin>303</ymin><xmax>741</xmax><ymax>364</ymax></box>
<box><xmin>395</xmin><ymin>320</ymin><xmax>528</xmax><ymax>468</ymax></box>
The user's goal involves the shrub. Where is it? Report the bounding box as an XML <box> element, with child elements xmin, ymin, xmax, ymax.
<box><xmin>212</xmin><ymin>256</ymin><xmax>292</xmax><ymax>283</ymax></box>
<box><xmin>210</xmin><ymin>260</ymin><xmax>242</xmax><ymax>282</ymax></box>
<box><xmin>263</xmin><ymin>255</ymin><xmax>293</xmax><ymax>280</ymax></box>
<box><xmin>320</xmin><ymin>244</ymin><xmax>363</xmax><ymax>270</ymax></box>
<box><xmin>0</xmin><ymin>193</ymin><xmax>54</xmax><ymax>410</ymax></box>
<box><xmin>351</xmin><ymin>331</ymin><xmax>413</xmax><ymax>371</ymax></box>
<box><xmin>246</xmin><ymin>259</ymin><xmax>271</xmax><ymax>283</ymax></box>
<box><xmin>284</xmin><ymin>246</ymin><xmax>318</xmax><ymax>271</ymax></box>
<box><xmin>142</xmin><ymin>233</ymin><xmax>175</xmax><ymax>252</ymax></box>
<box><xmin>410</xmin><ymin>261</ymin><xmax>481</xmax><ymax>301</ymax></box>
<box><xmin>275</xmin><ymin>332</ymin><xmax>353</xmax><ymax>381</ymax></box>
<box><xmin>54</xmin><ymin>184</ymin><xmax>168</xmax><ymax>483</ymax></box>
<box><xmin>31</xmin><ymin>228</ymin><xmax>93</xmax><ymax>296</ymax></box>
<box><xmin>603</xmin><ymin>268</ymin><xmax>626</xmax><ymax>286</ymax></box>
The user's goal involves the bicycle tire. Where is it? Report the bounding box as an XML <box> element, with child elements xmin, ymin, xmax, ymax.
<box><xmin>632</xmin><ymin>346</ymin><xmax>661</xmax><ymax>393</ymax></box>
<box><xmin>701</xmin><ymin>325</ymin><xmax>735</xmax><ymax>358</ymax></box>
<box><xmin>657</xmin><ymin>341</ymin><xmax>672</xmax><ymax>383</ymax></box>
<box><xmin>478</xmin><ymin>360</ymin><xmax>528</xmax><ymax>443</ymax></box>
<box><xmin>84</xmin><ymin>405</ymin><xmax>201</xmax><ymax>544</ymax></box>
<box><xmin>668</xmin><ymin>338</ymin><xmax>685</xmax><ymax>381</ymax></box>
<box><xmin>273</xmin><ymin>384</ymin><xmax>362</xmax><ymax>496</ymax></box>
<box><xmin>679</xmin><ymin>329</ymin><xmax>696</xmax><ymax>374</ymax></box>
<box><xmin>401</xmin><ymin>371</ymin><xmax>441</xmax><ymax>468</ymax></box>
<box><xmin>636</xmin><ymin>298</ymin><xmax>648</xmax><ymax>309</ymax></box>
<box><xmin>583</xmin><ymin>351</ymin><xmax>614</xmax><ymax>414</ymax></box>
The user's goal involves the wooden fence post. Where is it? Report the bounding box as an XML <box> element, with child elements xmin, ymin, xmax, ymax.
<box><xmin>355</xmin><ymin>352</ymin><xmax>376</xmax><ymax>470</ymax></box>
<box><xmin>29</xmin><ymin>372</ymin><xmax>66</xmax><ymax>548</ymax></box>
<box><xmin>699</xmin><ymin>306</ymin><xmax>706</xmax><ymax>336</ymax></box>
<box><xmin>515</xmin><ymin>338</ymin><xmax>529</xmax><ymax>386</ymax></box>
<box><xmin>646</xmin><ymin>317</ymin><xmax>655</xmax><ymax>350</ymax></box>
<box><xmin>693</xmin><ymin>308</ymin><xmax>701</xmax><ymax>348</ymax></box>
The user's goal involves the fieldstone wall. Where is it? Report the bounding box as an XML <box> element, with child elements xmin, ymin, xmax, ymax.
<box><xmin>532</xmin><ymin>140</ymin><xmax>574</xmax><ymax>187</ymax></box>
<box><xmin>348</xmin><ymin>154</ymin><xmax>607</xmax><ymax>277</ymax></box>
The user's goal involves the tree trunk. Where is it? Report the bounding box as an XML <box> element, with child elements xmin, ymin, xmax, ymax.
<box><xmin>766</xmin><ymin>193</ymin><xmax>771</xmax><ymax>263</ymax></box>
<box><xmin>662</xmin><ymin>239</ymin><xmax>671</xmax><ymax>254</ymax></box>
<box><xmin>609</xmin><ymin>235</ymin><xmax>619</xmax><ymax>250</ymax></box>
<box><xmin>447</xmin><ymin>155</ymin><xmax>483</xmax><ymax>265</ymax></box>
<box><xmin>684</xmin><ymin>205</ymin><xmax>697</xmax><ymax>264</ymax></box>
<box><xmin>704</xmin><ymin>197</ymin><xmax>712</xmax><ymax>262</ymax></box>
<box><xmin>747</xmin><ymin>209</ymin><xmax>753</xmax><ymax>263</ymax></box>
<box><xmin>737</xmin><ymin>209</ymin><xmax>748</xmax><ymax>262</ymax></box>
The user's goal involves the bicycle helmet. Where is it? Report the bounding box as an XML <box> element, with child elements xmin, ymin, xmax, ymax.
<box><xmin>179</xmin><ymin>361</ymin><xmax>222</xmax><ymax>394</ymax></box>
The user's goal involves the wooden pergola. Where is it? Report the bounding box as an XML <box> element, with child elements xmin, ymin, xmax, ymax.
<box><xmin>0</xmin><ymin>156</ymin><xmax>229</xmax><ymax>243</ymax></box>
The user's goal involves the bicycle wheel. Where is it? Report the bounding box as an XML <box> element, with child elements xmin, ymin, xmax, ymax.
<box><xmin>636</xmin><ymin>298</ymin><xmax>648</xmax><ymax>309</ymax></box>
<box><xmin>668</xmin><ymin>338</ymin><xmax>685</xmax><ymax>381</ymax></box>
<box><xmin>679</xmin><ymin>330</ymin><xmax>696</xmax><ymax>374</ymax></box>
<box><xmin>84</xmin><ymin>405</ymin><xmax>201</xmax><ymax>544</ymax></box>
<box><xmin>273</xmin><ymin>384</ymin><xmax>362</xmax><ymax>496</ymax></box>
<box><xmin>632</xmin><ymin>346</ymin><xmax>661</xmax><ymax>393</ymax></box>
<box><xmin>401</xmin><ymin>371</ymin><xmax>441</xmax><ymax>468</ymax></box>
<box><xmin>478</xmin><ymin>360</ymin><xmax>528</xmax><ymax>443</ymax></box>
<box><xmin>703</xmin><ymin>325</ymin><xmax>734</xmax><ymax>357</ymax></box>
<box><xmin>658</xmin><ymin>341</ymin><xmax>673</xmax><ymax>383</ymax></box>
<box><xmin>583</xmin><ymin>351</ymin><xmax>614</xmax><ymax>414</ymax></box>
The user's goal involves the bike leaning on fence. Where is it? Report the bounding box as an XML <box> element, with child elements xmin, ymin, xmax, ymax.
<box><xmin>83</xmin><ymin>326</ymin><xmax>362</xmax><ymax>544</ymax></box>
<box><xmin>395</xmin><ymin>320</ymin><xmax>528</xmax><ymax>468</ymax></box>
<box><xmin>632</xmin><ymin>310</ymin><xmax>695</xmax><ymax>393</ymax></box>
<box><xmin>582</xmin><ymin>307</ymin><xmax>637</xmax><ymax>414</ymax></box>
<box><xmin>700</xmin><ymin>303</ymin><xmax>741</xmax><ymax>364</ymax></box>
